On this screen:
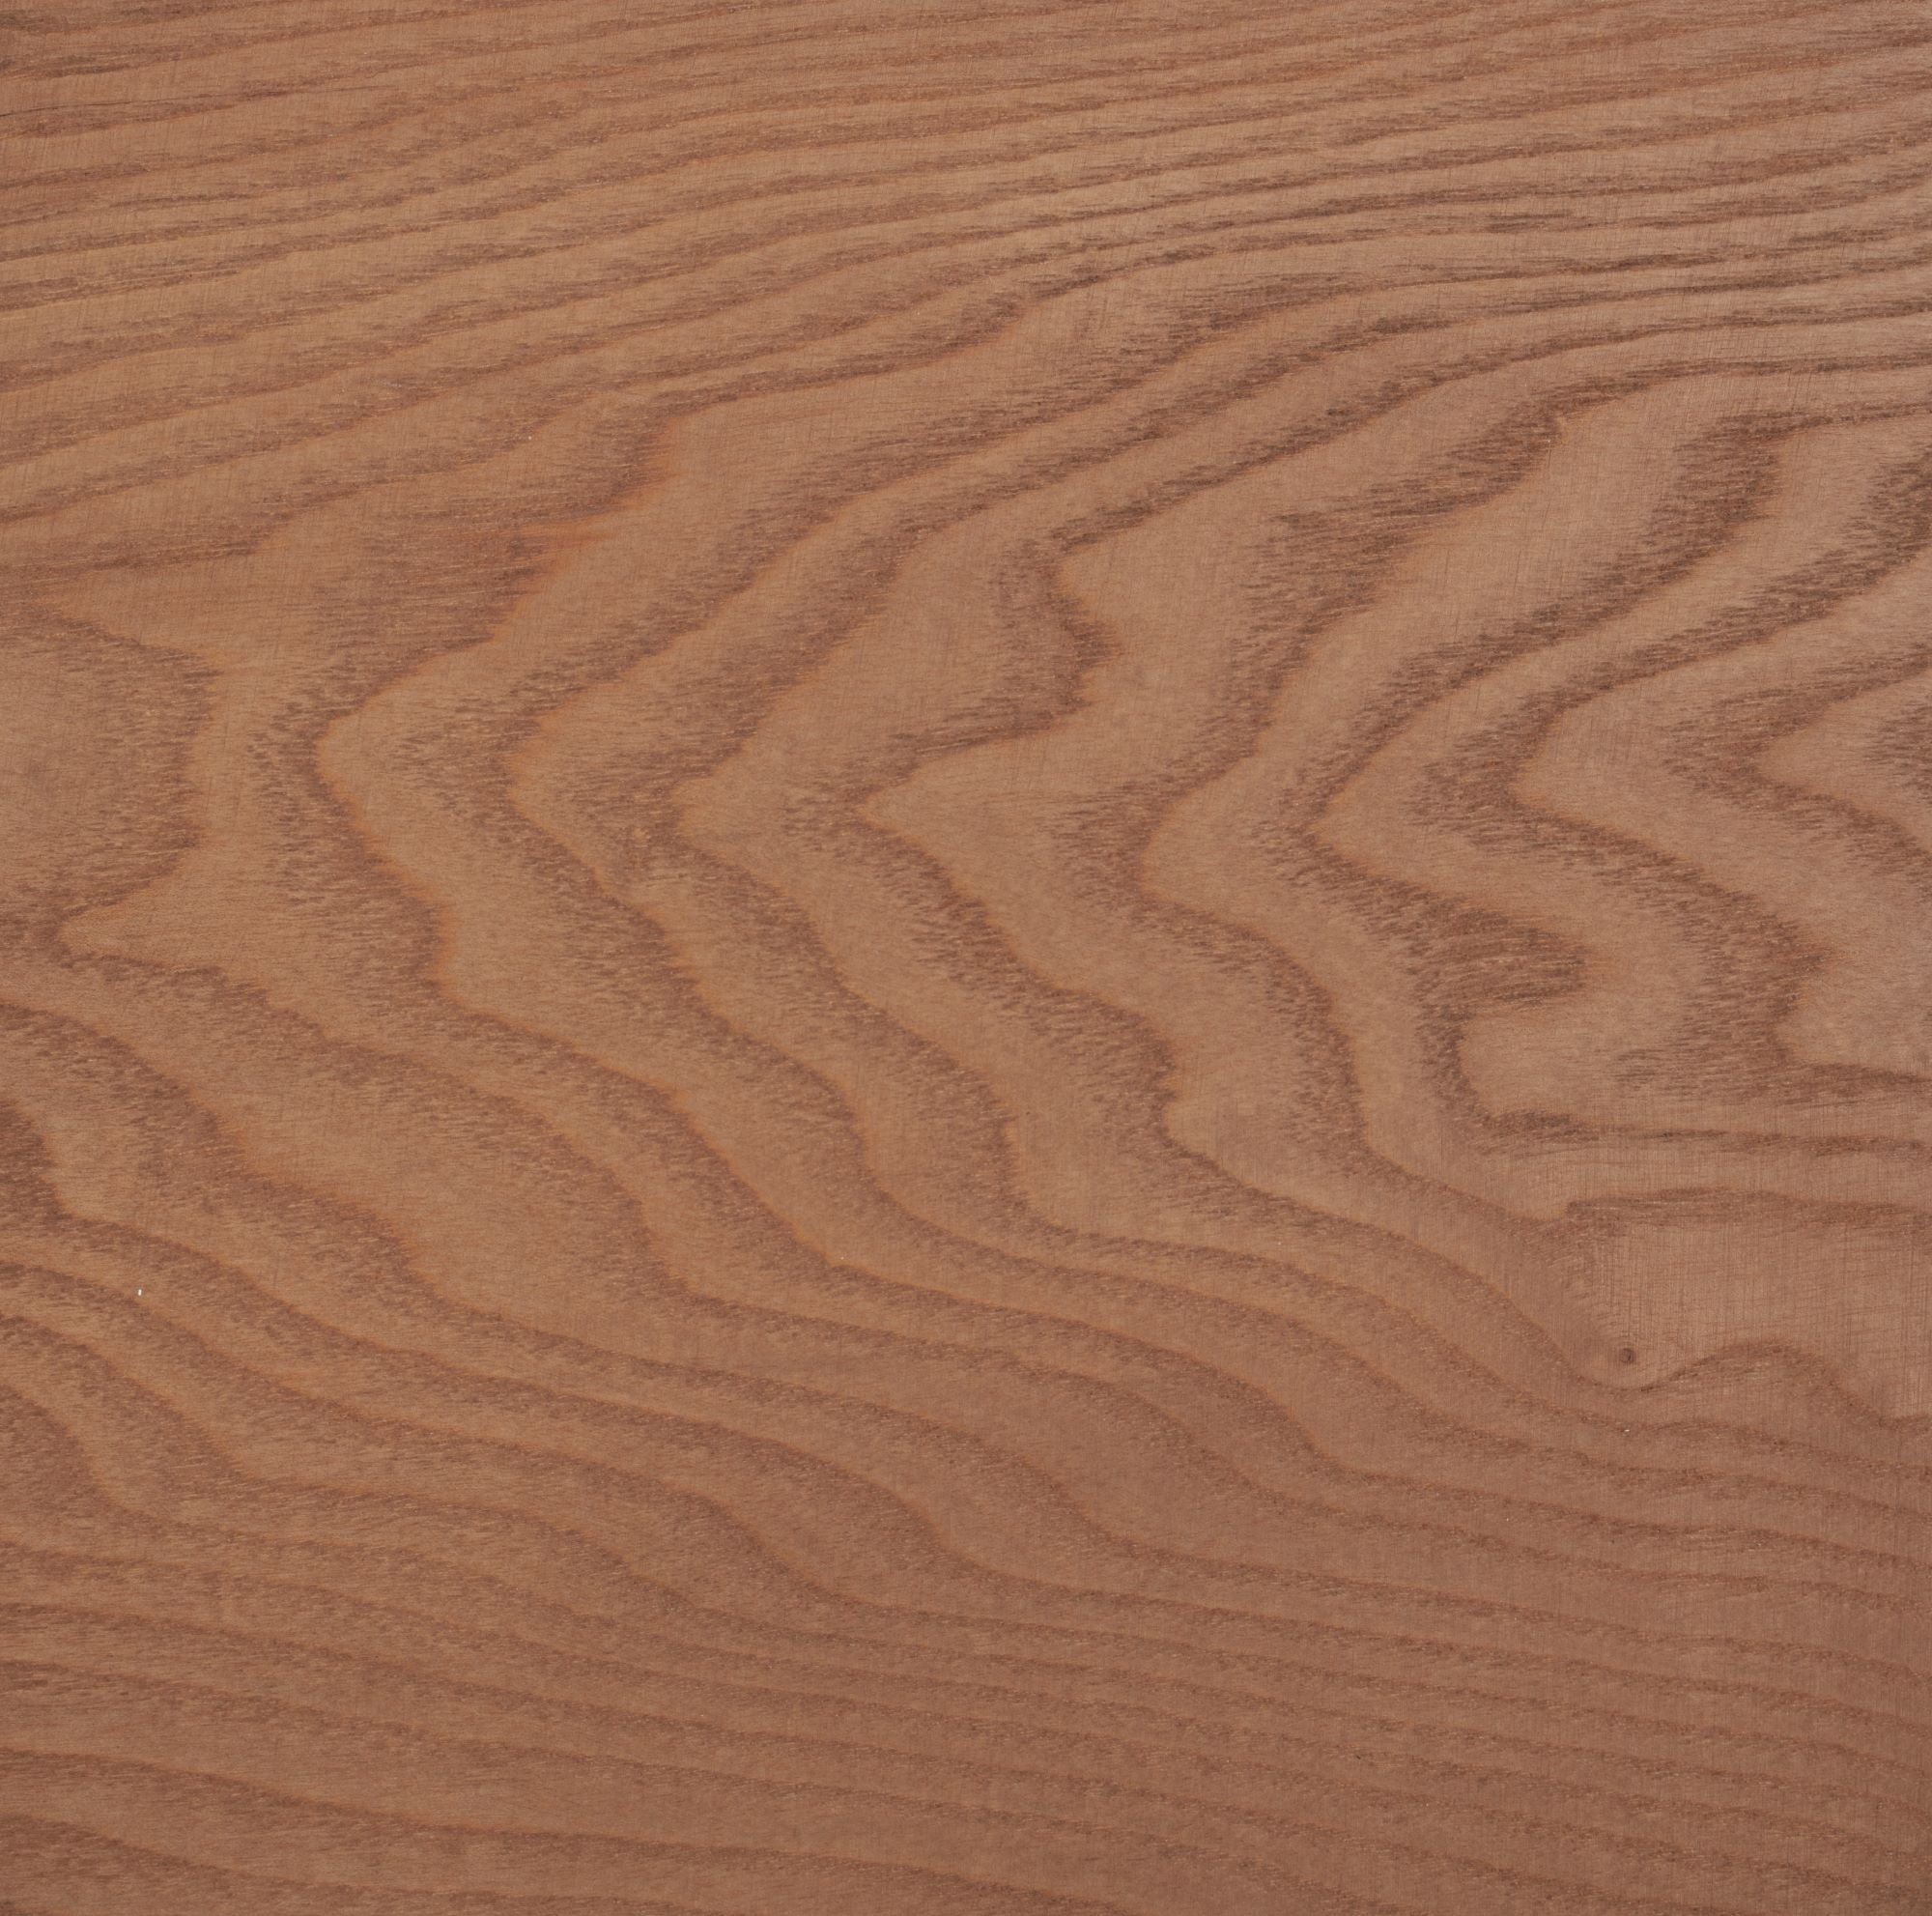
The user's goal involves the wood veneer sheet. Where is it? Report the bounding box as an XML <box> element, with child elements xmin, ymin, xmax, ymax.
<box><xmin>3</xmin><ymin>2</ymin><xmax>1930</xmax><ymax>1911</ymax></box>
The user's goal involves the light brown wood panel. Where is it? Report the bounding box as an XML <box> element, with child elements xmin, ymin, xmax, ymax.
<box><xmin>3</xmin><ymin>1</ymin><xmax>1931</xmax><ymax>1910</ymax></box>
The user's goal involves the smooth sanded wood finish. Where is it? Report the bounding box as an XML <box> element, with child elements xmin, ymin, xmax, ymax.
<box><xmin>3</xmin><ymin>2</ymin><xmax>1932</xmax><ymax>1911</ymax></box>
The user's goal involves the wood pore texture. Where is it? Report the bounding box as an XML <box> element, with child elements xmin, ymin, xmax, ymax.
<box><xmin>3</xmin><ymin>1</ymin><xmax>1932</xmax><ymax>1912</ymax></box>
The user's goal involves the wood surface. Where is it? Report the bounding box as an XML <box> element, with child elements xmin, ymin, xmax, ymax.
<box><xmin>4</xmin><ymin>1</ymin><xmax>1932</xmax><ymax>1910</ymax></box>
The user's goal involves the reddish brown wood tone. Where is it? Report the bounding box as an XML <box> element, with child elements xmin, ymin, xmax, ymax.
<box><xmin>4</xmin><ymin>2</ymin><xmax>1932</xmax><ymax>1910</ymax></box>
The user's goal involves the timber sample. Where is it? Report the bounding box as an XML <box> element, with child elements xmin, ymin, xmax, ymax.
<box><xmin>3</xmin><ymin>2</ymin><xmax>1932</xmax><ymax>1911</ymax></box>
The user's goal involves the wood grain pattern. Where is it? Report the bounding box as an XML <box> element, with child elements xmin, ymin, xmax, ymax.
<box><xmin>4</xmin><ymin>2</ymin><xmax>1932</xmax><ymax>1909</ymax></box>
